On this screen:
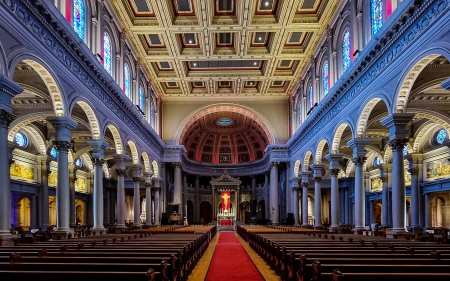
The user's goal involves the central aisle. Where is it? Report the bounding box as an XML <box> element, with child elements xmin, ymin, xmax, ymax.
<box><xmin>206</xmin><ymin>232</ymin><xmax>264</xmax><ymax>281</ymax></box>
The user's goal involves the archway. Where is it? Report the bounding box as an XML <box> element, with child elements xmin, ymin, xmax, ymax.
<box><xmin>75</xmin><ymin>199</ymin><xmax>85</xmax><ymax>225</ymax></box>
<box><xmin>200</xmin><ymin>201</ymin><xmax>212</xmax><ymax>225</ymax></box>
<box><xmin>49</xmin><ymin>196</ymin><xmax>56</xmax><ymax>227</ymax></box>
<box><xmin>18</xmin><ymin>197</ymin><xmax>30</xmax><ymax>230</ymax></box>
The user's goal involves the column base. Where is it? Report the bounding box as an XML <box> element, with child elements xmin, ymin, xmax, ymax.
<box><xmin>133</xmin><ymin>223</ymin><xmax>142</xmax><ymax>228</ymax></box>
<box><xmin>314</xmin><ymin>225</ymin><xmax>322</xmax><ymax>229</ymax></box>
<box><xmin>92</xmin><ymin>226</ymin><xmax>107</xmax><ymax>235</ymax></box>
<box><xmin>271</xmin><ymin>222</ymin><xmax>279</xmax><ymax>226</ymax></box>
<box><xmin>294</xmin><ymin>223</ymin><xmax>301</xmax><ymax>226</ymax></box>
<box><xmin>51</xmin><ymin>230</ymin><xmax>74</xmax><ymax>240</ymax></box>
<box><xmin>386</xmin><ymin>228</ymin><xmax>410</xmax><ymax>239</ymax></box>
<box><xmin>0</xmin><ymin>234</ymin><xmax>16</xmax><ymax>246</ymax></box>
<box><xmin>329</xmin><ymin>226</ymin><xmax>342</xmax><ymax>234</ymax></box>
<box><xmin>70</xmin><ymin>223</ymin><xmax>78</xmax><ymax>228</ymax></box>
<box><xmin>114</xmin><ymin>225</ymin><xmax>127</xmax><ymax>234</ymax></box>
<box><xmin>154</xmin><ymin>222</ymin><xmax>161</xmax><ymax>226</ymax></box>
<box><xmin>301</xmin><ymin>224</ymin><xmax>309</xmax><ymax>228</ymax></box>
<box><xmin>353</xmin><ymin>226</ymin><xmax>366</xmax><ymax>234</ymax></box>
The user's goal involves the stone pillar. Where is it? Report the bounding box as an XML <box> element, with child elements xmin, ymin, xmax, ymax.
<box><xmin>173</xmin><ymin>163</ymin><xmax>182</xmax><ymax>217</ymax></box>
<box><xmin>347</xmin><ymin>137</ymin><xmax>371</xmax><ymax>234</ymax></box>
<box><xmin>0</xmin><ymin>78</ymin><xmax>22</xmax><ymax>245</ymax></box>
<box><xmin>30</xmin><ymin>194</ymin><xmax>37</xmax><ymax>229</ymax></box>
<box><xmin>47</xmin><ymin>117</ymin><xmax>78</xmax><ymax>238</ymax></box>
<box><xmin>153</xmin><ymin>178</ymin><xmax>161</xmax><ymax>225</ymax></box>
<box><xmin>270</xmin><ymin>162</ymin><xmax>279</xmax><ymax>225</ymax></box>
<box><xmin>300</xmin><ymin>171</ymin><xmax>311</xmax><ymax>226</ymax></box>
<box><xmin>310</xmin><ymin>164</ymin><xmax>324</xmax><ymax>228</ymax></box>
<box><xmin>424</xmin><ymin>193</ymin><xmax>431</xmax><ymax>229</ymax></box>
<box><xmin>143</xmin><ymin>171</ymin><xmax>153</xmax><ymax>225</ymax></box>
<box><xmin>162</xmin><ymin>163</ymin><xmax>167</xmax><ymax>214</ymax></box>
<box><xmin>326</xmin><ymin>153</ymin><xmax>343</xmax><ymax>232</ymax></box>
<box><xmin>131</xmin><ymin>164</ymin><xmax>143</xmax><ymax>227</ymax></box>
<box><xmin>39</xmin><ymin>158</ymin><xmax>51</xmax><ymax>230</ymax></box>
<box><xmin>379</xmin><ymin>164</ymin><xmax>391</xmax><ymax>227</ymax></box>
<box><xmin>212</xmin><ymin>187</ymin><xmax>216</xmax><ymax>222</ymax></box>
<box><xmin>264</xmin><ymin>172</ymin><xmax>269</xmax><ymax>220</ymax></box>
<box><xmin>195</xmin><ymin>175</ymin><xmax>200</xmax><ymax>223</ymax></box>
<box><xmin>69</xmin><ymin>170</ymin><xmax>77</xmax><ymax>228</ymax></box>
<box><xmin>112</xmin><ymin>154</ymin><xmax>130</xmax><ymax>231</ymax></box>
<box><xmin>251</xmin><ymin>175</ymin><xmax>256</xmax><ymax>214</ymax></box>
<box><xmin>407</xmin><ymin>153</ymin><xmax>423</xmax><ymax>231</ymax></box>
<box><xmin>381</xmin><ymin>113</ymin><xmax>414</xmax><ymax>237</ymax></box>
<box><xmin>286</xmin><ymin>163</ymin><xmax>291</xmax><ymax>217</ymax></box>
<box><xmin>236</xmin><ymin>186</ymin><xmax>241</xmax><ymax>224</ymax></box>
<box><xmin>292</xmin><ymin>181</ymin><xmax>300</xmax><ymax>226</ymax></box>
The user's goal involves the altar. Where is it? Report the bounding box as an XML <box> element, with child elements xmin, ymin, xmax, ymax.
<box><xmin>210</xmin><ymin>171</ymin><xmax>242</xmax><ymax>224</ymax></box>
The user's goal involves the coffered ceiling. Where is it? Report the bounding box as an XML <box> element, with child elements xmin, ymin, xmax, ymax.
<box><xmin>111</xmin><ymin>0</ymin><xmax>340</xmax><ymax>101</ymax></box>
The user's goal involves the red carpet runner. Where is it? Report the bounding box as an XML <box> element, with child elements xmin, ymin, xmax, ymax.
<box><xmin>206</xmin><ymin>232</ymin><xmax>264</xmax><ymax>281</ymax></box>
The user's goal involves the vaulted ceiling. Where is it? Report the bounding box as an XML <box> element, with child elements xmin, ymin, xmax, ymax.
<box><xmin>112</xmin><ymin>0</ymin><xmax>340</xmax><ymax>101</ymax></box>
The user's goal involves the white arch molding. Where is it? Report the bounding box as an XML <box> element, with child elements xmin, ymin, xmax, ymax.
<box><xmin>127</xmin><ymin>140</ymin><xmax>139</xmax><ymax>164</ymax></box>
<box><xmin>293</xmin><ymin>160</ymin><xmax>301</xmax><ymax>177</ymax></box>
<box><xmin>106</xmin><ymin>124</ymin><xmax>123</xmax><ymax>154</ymax></box>
<box><xmin>303</xmin><ymin>151</ymin><xmax>313</xmax><ymax>171</ymax></box>
<box><xmin>315</xmin><ymin>139</ymin><xmax>329</xmax><ymax>163</ymax></box>
<box><xmin>141</xmin><ymin>152</ymin><xmax>150</xmax><ymax>172</ymax></box>
<box><xmin>174</xmin><ymin>103</ymin><xmax>278</xmax><ymax>145</ymax></box>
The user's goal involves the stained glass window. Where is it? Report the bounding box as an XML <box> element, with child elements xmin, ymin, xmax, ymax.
<box><xmin>309</xmin><ymin>84</ymin><xmax>314</xmax><ymax>109</ymax></box>
<box><xmin>403</xmin><ymin>145</ymin><xmax>409</xmax><ymax>156</ymax></box>
<box><xmin>343</xmin><ymin>28</ymin><xmax>351</xmax><ymax>72</ymax></box>
<box><xmin>323</xmin><ymin>61</ymin><xmax>329</xmax><ymax>96</ymax></box>
<box><xmin>371</xmin><ymin>0</ymin><xmax>383</xmax><ymax>36</ymax></box>
<box><xmin>50</xmin><ymin>147</ymin><xmax>58</xmax><ymax>158</ymax></box>
<box><xmin>103</xmin><ymin>32</ymin><xmax>112</xmax><ymax>74</ymax></box>
<box><xmin>75</xmin><ymin>158</ymin><xmax>83</xmax><ymax>168</ymax></box>
<box><xmin>436</xmin><ymin>129</ymin><xmax>447</xmax><ymax>144</ymax></box>
<box><xmin>139</xmin><ymin>85</ymin><xmax>145</xmax><ymax>111</ymax></box>
<box><xmin>72</xmin><ymin>0</ymin><xmax>85</xmax><ymax>40</ymax></box>
<box><xmin>374</xmin><ymin>156</ymin><xmax>382</xmax><ymax>166</ymax></box>
<box><xmin>123</xmin><ymin>63</ymin><xmax>131</xmax><ymax>99</ymax></box>
<box><xmin>14</xmin><ymin>132</ymin><xmax>28</xmax><ymax>148</ymax></box>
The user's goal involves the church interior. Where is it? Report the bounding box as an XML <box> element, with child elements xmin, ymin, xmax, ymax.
<box><xmin>1</xmin><ymin>0</ymin><xmax>450</xmax><ymax>279</ymax></box>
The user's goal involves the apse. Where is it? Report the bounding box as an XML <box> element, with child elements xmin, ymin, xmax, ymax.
<box><xmin>180</xmin><ymin>111</ymin><xmax>270</xmax><ymax>164</ymax></box>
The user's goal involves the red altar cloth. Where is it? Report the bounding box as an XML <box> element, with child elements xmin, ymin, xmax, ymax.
<box><xmin>220</xmin><ymin>219</ymin><xmax>232</xmax><ymax>226</ymax></box>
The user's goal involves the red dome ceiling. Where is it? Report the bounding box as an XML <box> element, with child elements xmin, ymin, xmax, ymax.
<box><xmin>181</xmin><ymin>111</ymin><xmax>270</xmax><ymax>164</ymax></box>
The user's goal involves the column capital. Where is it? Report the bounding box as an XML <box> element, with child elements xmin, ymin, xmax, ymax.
<box><xmin>115</xmin><ymin>169</ymin><xmax>126</xmax><ymax>176</ymax></box>
<box><xmin>93</xmin><ymin>158</ymin><xmax>105</xmax><ymax>167</ymax></box>
<box><xmin>41</xmin><ymin>169</ymin><xmax>52</xmax><ymax>177</ymax></box>
<box><xmin>87</xmin><ymin>140</ymin><xmax>109</xmax><ymax>159</ymax></box>
<box><xmin>53</xmin><ymin>140</ymin><xmax>73</xmax><ymax>152</ymax></box>
<box><xmin>0</xmin><ymin>109</ymin><xmax>16</xmax><ymax>128</ymax></box>
<box><xmin>408</xmin><ymin>167</ymin><xmax>419</xmax><ymax>176</ymax></box>
<box><xmin>325</xmin><ymin>153</ymin><xmax>343</xmax><ymax>167</ymax></box>
<box><xmin>348</xmin><ymin>137</ymin><xmax>371</xmax><ymax>159</ymax></box>
<box><xmin>310</xmin><ymin>163</ymin><xmax>324</xmax><ymax>177</ymax></box>
<box><xmin>0</xmin><ymin>75</ymin><xmax>23</xmax><ymax>112</ymax></box>
<box><xmin>314</xmin><ymin>176</ymin><xmax>322</xmax><ymax>182</ymax></box>
<box><xmin>352</xmin><ymin>156</ymin><xmax>366</xmax><ymax>166</ymax></box>
<box><xmin>130</xmin><ymin>164</ymin><xmax>144</xmax><ymax>178</ymax></box>
<box><xmin>387</xmin><ymin>139</ymin><xmax>409</xmax><ymax>151</ymax></box>
<box><xmin>271</xmin><ymin>162</ymin><xmax>279</xmax><ymax>168</ymax></box>
<box><xmin>299</xmin><ymin>171</ymin><xmax>311</xmax><ymax>183</ymax></box>
<box><xmin>132</xmin><ymin>177</ymin><xmax>141</xmax><ymax>183</ymax></box>
<box><xmin>69</xmin><ymin>176</ymin><xmax>77</xmax><ymax>183</ymax></box>
<box><xmin>300</xmin><ymin>182</ymin><xmax>309</xmax><ymax>188</ymax></box>
<box><xmin>145</xmin><ymin>182</ymin><xmax>152</xmax><ymax>188</ymax></box>
<box><xmin>46</xmin><ymin>116</ymin><xmax>77</xmax><ymax>142</ymax></box>
<box><xmin>380</xmin><ymin>176</ymin><xmax>389</xmax><ymax>182</ymax></box>
<box><xmin>381</xmin><ymin>113</ymin><xmax>415</xmax><ymax>140</ymax></box>
<box><xmin>330</xmin><ymin>168</ymin><xmax>340</xmax><ymax>176</ymax></box>
<box><xmin>111</xmin><ymin>154</ymin><xmax>130</xmax><ymax>170</ymax></box>
<box><xmin>173</xmin><ymin>162</ymin><xmax>182</xmax><ymax>169</ymax></box>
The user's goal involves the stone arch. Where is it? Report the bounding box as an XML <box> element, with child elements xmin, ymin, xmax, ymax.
<box><xmin>70</xmin><ymin>99</ymin><xmax>102</xmax><ymax>139</ymax></box>
<box><xmin>8</xmin><ymin>112</ymin><xmax>53</xmax><ymax>142</ymax></box>
<box><xmin>315</xmin><ymin>139</ymin><xmax>329</xmax><ymax>164</ymax></box>
<box><xmin>356</xmin><ymin>95</ymin><xmax>390</xmax><ymax>137</ymax></box>
<box><xmin>152</xmin><ymin>160</ymin><xmax>159</xmax><ymax>177</ymax></box>
<box><xmin>345</xmin><ymin>161</ymin><xmax>354</xmax><ymax>177</ymax></box>
<box><xmin>20</xmin><ymin>125</ymin><xmax>46</xmax><ymax>155</ymax></box>
<box><xmin>105</xmin><ymin>124</ymin><xmax>123</xmax><ymax>154</ymax></box>
<box><xmin>9</xmin><ymin>55</ymin><xmax>67</xmax><ymax>116</ymax></box>
<box><xmin>175</xmin><ymin>103</ymin><xmax>278</xmax><ymax>145</ymax></box>
<box><xmin>394</xmin><ymin>47</ymin><xmax>450</xmax><ymax>113</ymax></box>
<box><xmin>126</xmin><ymin>140</ymin><xmax>139</xmax><ymax>164</ymax></box>
<box><xmin>80</xmin><ymin>153</ymin><xmax>94</xmax><ymax>172</ymax></box>
<box><xmin>332</xmin><ymin>122</ymin><xmax>354</xmax><ymax>153</ymax></box>
<box><xmin>413</xmin><ymin>122</ymin><xmax>441</xmax><ymax>153</ymax></box>
<box><xmin>141</xmin><ymin>152</ymin><xmax>150</xmax><ymax>172</ymax></box>
<box><xmin>412</xmin><ymin>109</ymin><xmax>450</xmax><ymax>136</ymax></box>
<box><xmin>293</xmin><ymin>159</ymin><xmax>301</xmax><ymax>177</ymax></box>
<box><xmin>303</xmin><ymin>151</ymin><xmax>313</xmax><ymax>171</ymax></box>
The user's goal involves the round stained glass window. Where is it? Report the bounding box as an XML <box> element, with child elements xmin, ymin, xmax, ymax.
<box><xmin>402</xmin><ymin>145</ymin><xmax>409</xmax><ymax>156</ymax></box>
<box><xmin>374</xmin><ymin>156</ymin><xmax>382</xmax><ymax>166</ymax></box>
<box><xmin>436</xmin><ymin>129</ymin><xmax>447</xmax><ymax>144</ymax></box>
<box><xmin>14</xmin><ymin>132</ymin><xmax>28</xmax><ymax>148</ymax></box>
<box><xmin>75</xmin><ymin>158</ymin><xmax>83</xmax><ymax>168</ymax></box>
<box><xmin>50</xmin><ymin>147</ymin><xmax>58</xmax><ymax>158</ymax></box>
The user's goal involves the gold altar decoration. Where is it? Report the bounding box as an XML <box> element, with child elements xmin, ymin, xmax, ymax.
<box><xmin>10</xmin><ymin>163</ymin><xmax>34</xmax><ymax>180</ymax></box>
<box><xmin>371</xmin><ymin>177</ymin><xmax>382</xmax><ymax>191</ymax></box>
<box><xmin>75</xmin><ymin>178</ymin><xmax>86</xmax><ymax>192</ymax></box>
<box><xmin>426</xmin><ymin>157</ymin><xmax>450</xmax><ymax>180</ymax></box>
<box><xmin>48</xmin><ymin>171</ymin><xmax>57</xmax><ymax>186</ymax></box>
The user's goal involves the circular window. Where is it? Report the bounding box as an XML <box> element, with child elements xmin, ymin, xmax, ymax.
<box><xmin>374</xmin><ymin>156</ymin><xmax>382</xmax><ymax>166</ymax></box>
<box><xmin>402</xmin><ymin>145</ymin><xmax>409</xmax><ymax>156</ymax></box>
<box><xmin>75</xmin><ymin>158</ymin><xmax>83</xmax><ymax>168</ymax></box>
<box><xmin>14</xmin><ymin>132</ymin><xmax>28</xmax><ymax>148</ymax></box>
<box><xmin>50</xmin><ymin>147</ymin><xmax>58</xmax><ymax>158</ymax></box>
<box><xmin>435</xmin><ymin>129</ymin><xmax>447</xmax><ymax>145</ymax></box>
<box><xmin>216</xmin><ymin>118</ymin><xmax>234</xmax><ymax>126</ymax></box>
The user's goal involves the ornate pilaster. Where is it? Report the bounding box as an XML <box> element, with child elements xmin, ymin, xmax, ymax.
<box><xmin>381</xmin><ymin>113</ymin><xmax>414</xmax><ymax>236</ymax></box>
<box><xmin>348</xmin><ymin>137</ymin><xmax>371</xmax><ymax>233</ymax></box>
